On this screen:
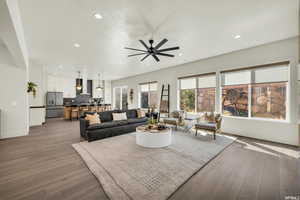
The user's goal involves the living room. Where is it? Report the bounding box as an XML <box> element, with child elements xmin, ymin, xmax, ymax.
<box><xmin>0</xmin><ymin>0</ymin><xmax>299</xmax><ymax>200</ymax></box>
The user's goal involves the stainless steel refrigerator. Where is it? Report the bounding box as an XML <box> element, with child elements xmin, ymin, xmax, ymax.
<box><xmin>46</xmin><ymin>92</ymin><xmax>64</xmax><ymax>118</ymax></box>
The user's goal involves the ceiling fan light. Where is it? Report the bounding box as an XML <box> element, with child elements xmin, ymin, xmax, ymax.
<box><xmin>76</xmin><ymin>85</ymin><xmax>82</xmax><ymax>90</ymax></box>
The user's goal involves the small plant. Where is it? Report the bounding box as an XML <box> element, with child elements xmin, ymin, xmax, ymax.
<box><xmin>27</xmin><ymin>82</ymin><xmax>37</xmax><ymax>97</ymax></box>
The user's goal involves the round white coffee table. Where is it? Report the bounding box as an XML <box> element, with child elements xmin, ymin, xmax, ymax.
<box><xmin>136</xmin><ymin>126</ymin><xmax>172</xmax><ymax>148</ymax></box>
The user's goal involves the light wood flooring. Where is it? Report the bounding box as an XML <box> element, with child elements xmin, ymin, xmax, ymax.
<box><xmin>0</xmin><ymin>118</ymin><xmax>299</xmax><ymax>200</ymax></box>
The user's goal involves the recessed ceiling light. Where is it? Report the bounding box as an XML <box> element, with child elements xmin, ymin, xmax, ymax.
<box><xmin>74</xmin><ymin>43</ymin><xmax>80</xmax><ymax>48</ymax></box>
<box><xmin>179</xmin><ymin>53</ymin><xmax>183</xmax><ymax>56</ymax></box>
<box><xmin>94</xmin><ymin>13</ymin><xmax>103</xmax><ymax>19</ymax></box>
<box><xmin>58</xmin><ymin>65</ymin><xmax>63</xmax><ymax>69</ymax></box>
<box><xmin>234</xmin><ymin>35</ymin><xmax>241</xmax><ymax>39</ymax></box>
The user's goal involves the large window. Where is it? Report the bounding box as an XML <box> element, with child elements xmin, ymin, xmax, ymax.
<box><xmin>221</xmin><ymin>64</ymin><xmax>288</xmax><ymax>120</ymax></box>
<box><xmin>140</xmin><ymin>82</ymin><xmax>158</xmax><ymax>109</ymax></box>
<box><xmin>179</xmin><ymin>74</ymin><xmax>216</xmax><ymax>113</ymax></box>
<box><xmin>221</xmin><ymin>70</ymin><xmax>250</xmax><ymax>117</ymax></box>
<box><xmin>222</xmin><ymin>85</ymin><xmax>249</xmax><ymax>117</ymax></box>
<box><xmin>179</xmin><ymin>78</ymin><xmax>196</xmax><ymax>112</ymax></box>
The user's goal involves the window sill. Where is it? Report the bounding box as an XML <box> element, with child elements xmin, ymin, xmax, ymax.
<box><xmin>222</xmin><ymin>115</ymin><xmax>289</xmax><ymax>123</ymax></box>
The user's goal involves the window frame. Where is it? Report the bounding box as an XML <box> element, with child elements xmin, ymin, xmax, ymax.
<box><xmin>220</xmin><ymin>66</ymin><xmax>289</xmax><ymax>121</ymax></box>
<box><xmin>138</xmin><ymin>81</ymin><xmax>158</xmax><ymax>109</ymax></box>
<box><xmin>178</xmin><ymin>73</ymin><xmax>217</xmax><ymax>113</ymax></box>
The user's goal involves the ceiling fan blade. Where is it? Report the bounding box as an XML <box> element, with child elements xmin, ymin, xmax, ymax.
<box><xmin>156</xmin><ymin>52</ymin><xmax>174</xmax><ymax>57</ymax></box>
<box><xmin>139</xmin><ymin>40</ymin><xmax>150</xmax><ymax>51</ymax></box>
<box><xmin>124</xmin><ymin>47</ymin><xmax>147</xmax><ymax>53</ymax></box>
<box><xmin>141</xmin><ymin>54</ymin><xmax>150</xmax><ymax>61</ymax></box>
<box><xmin>154</xmin><ymin>38</ymin><xmax>168</xmax><ymax>50</ymax></box>
<box><xmin>152</xmin><ymin>54</ymin><xmax>160</xmax><ymax>62</ymax></box>
<box><xmin>128</xmin><ymin>53</ymin><xmax>147</xmax><ymax>57</ymax></box>
<box><xmin>157</xmin><ymin>46</ymin><xmax>180</xmax><ymax>52</ymax></box>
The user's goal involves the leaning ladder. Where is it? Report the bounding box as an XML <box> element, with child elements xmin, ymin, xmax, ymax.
<box><xmin>158</xmin><ymin>84</ymin><xmax>170</xmax><ymax>121</ymax></box>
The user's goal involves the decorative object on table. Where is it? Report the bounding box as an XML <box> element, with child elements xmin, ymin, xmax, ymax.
<box><xmin>96</xmin><ymin>73</ymin><xmax>104</xmax><ymax>91</ymax></box>
<box><xmin>158</xmin><ymin>84</ymin><xmax>170</xmax><ymax>121</ymax></box>
<box><xmin>27</xmin><ymin>82</ymin><xmax>37</xmax><ymax>97</ymax></box>
<box><xmin>129</xmin><ymin>89</ymin><xmax>134</xmax><ymax>103</ymax></box>
<box><xmin>194</xmin><ymin>112</ymin><xmax>222</xmax><ymax>140</ymax></box>
<box><xmin>125</xmin><ymin>38</ymin><xmax>180</xmax><ymax>62</ymax></box>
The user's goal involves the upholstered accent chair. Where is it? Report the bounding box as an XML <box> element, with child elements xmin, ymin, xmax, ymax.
<box><xmin>163</xmin><ymin>110</ymin><xmax>185</xmax><ymax>130</ymax></box>
<box><xmin>194</xmin><ymin>112</ymin><xmax>222</xmax><ymax>140</ymax></box>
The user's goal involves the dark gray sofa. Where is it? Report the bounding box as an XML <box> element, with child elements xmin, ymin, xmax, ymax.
<box><xmin>80</xmin><ymin>109</ymin><xmax>148</xmax><ymax>142</ymax></box>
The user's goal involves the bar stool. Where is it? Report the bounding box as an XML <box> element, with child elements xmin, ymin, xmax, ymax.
<box><xmin>89</xmin><ymin>106</ymin><xmax>97</xmax><ymax>112</ymax></box>
<box><xmin>80</xmin><ymin>106</ymin><xmax>89</xmax><ymax>117</ymax></box>
<box><xmin>70</xmin><ymin>107</ymin><xmax>79</xmax><ymax>121</ymax></box>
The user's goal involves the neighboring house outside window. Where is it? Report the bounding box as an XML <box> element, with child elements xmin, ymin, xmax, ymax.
<box><xmin>179</xmin><ymin>74</ymin><xmax>216</xmax><ymax>113</ymax></box>
<box><xmin>221</xmin><ymin>64</ymin><xmax>289</xmax><ymax>120</ymax></box>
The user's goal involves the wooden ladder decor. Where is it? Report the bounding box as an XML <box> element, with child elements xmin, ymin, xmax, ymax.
<box><xmin>158</xmin><ymin>84</ymin><xmax>170</xmax><ymax>121</ymax></box>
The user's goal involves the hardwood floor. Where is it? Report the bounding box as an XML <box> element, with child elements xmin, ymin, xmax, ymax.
<box><xmin>0</xmin><ymin>118</ymin><xmax>299</xmax><ymax>200</ymax></box>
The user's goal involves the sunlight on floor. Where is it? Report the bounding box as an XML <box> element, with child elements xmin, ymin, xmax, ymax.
<box><xmin>237</xmin><ymin>139</ymin><xmax>300</xmax><ymax>159</ymax></box>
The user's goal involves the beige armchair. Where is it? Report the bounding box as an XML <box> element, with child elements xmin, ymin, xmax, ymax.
<box><xmin>163</xmin><ymin>110</ymin><xmax>185</xmax><ymax>130</ymax></box>
<box><xmin>194</xmin><ymin>112</ymin><xmax>222</xmax><ymax>140</ymax></box>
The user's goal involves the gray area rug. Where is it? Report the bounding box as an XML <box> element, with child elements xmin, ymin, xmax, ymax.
<box><xmin>72</xmin><ymin>132</ymin><xmax>236</xmax><ymax>200</ymax></box>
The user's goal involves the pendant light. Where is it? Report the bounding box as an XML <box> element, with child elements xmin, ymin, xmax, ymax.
<box><xmin>96</xmin><ymin>73</ymin><xmax>104</xmax><ymax>91</ymax></box>
<box><xmin>76</xmin><ymin>71</ymin><xmax>82</xmax><ymax>90</ymax></box>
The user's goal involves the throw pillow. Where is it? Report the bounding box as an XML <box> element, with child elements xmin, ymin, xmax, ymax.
<box><xmin>85</xmin><ymin>113</ymin><xmax>101</xmax><ymax>125</ymax></box>
<box><xmin>204</xmin><ymin>112</ymin><xmax>215</xmax><ymax>123</ymax></box>
<box><xmin>137</xmin><ymin>109</ymin><xmax>146</xmax><ymax>118</ymax></box>
<box><xmin>112</xmin><ymin>112</ymin><xmax>127</xmax><ymax>121</ymax></box>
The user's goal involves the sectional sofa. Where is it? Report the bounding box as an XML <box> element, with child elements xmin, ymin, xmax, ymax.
<box><xmin>80</xmin><ymin>109</ymin><xmax>148</xmax><ymax>142</ymax></box>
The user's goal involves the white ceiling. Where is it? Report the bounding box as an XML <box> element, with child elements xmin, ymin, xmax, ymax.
<box><xmin>18</xmin><ymin>0</ymin><xmax>299</xmax><ymax>80</ymax></box>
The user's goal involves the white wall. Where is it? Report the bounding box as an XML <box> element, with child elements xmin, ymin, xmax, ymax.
<box><xmin>28</xmin><ymin>62</ymin><xmax>47</xmax><ymax>106</ymax></box>
<box><xmin>47</xmin><ymin>75</ymin><xmax>76</xmax><ymax>98</ymax></box>
<box><xmin>47</xmin><ymin>75</ymin><xmax>112</xmax><ymax>101</ymax></box>
<box><xmin>112</xmin><ymin>37</ymin><xmax>299</xmax><ymax>146</ymax></box>
<box><xmin>0</xmin><ymin>44</ymin><xmax>28</xmax><ymax>138</ymax></box>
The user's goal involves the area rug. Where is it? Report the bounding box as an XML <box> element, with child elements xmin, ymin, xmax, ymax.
<box><xmin>72</xmin><ymin>132</ymin><xmax>236</xmax><ymax>200</ymax></box>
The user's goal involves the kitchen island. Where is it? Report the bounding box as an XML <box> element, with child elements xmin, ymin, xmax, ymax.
<box><xmin>63</xmin><ymin>104</ymin><xmax>112</xmax><ymax>120</ymax></box>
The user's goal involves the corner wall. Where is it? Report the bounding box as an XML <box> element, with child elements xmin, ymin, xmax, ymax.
<box><xmin>112</xmin><ymin>37</ymin><xmax>299</xmax><ymax>146</ymax></box>
<box><xmin>0</xmin><ymin>44</ymin><xmax>28</xmax><ymax>138</ymax></box>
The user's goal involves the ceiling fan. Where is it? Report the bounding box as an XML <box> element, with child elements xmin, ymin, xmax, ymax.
<box><xmin>125</xmin><ymin>38</ymin><xmax>180</xmax><ymax>62</ymax></box>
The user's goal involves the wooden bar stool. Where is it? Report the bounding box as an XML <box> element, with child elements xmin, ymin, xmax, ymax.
<box><xmin>79</xmin><ymin>106</ymin><xmax>89</xmax><ymax>117</ymax></box>
<box><xmin>70</xmin><ymin>107</ymin><xmax>79</xmax><ymax>121</ymax></box>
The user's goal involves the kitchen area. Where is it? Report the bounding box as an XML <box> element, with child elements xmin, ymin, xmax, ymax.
<box><xmin>46</xmin><ymin>92</ymin><xmax>111</xmax><ymax>120</ymax></box>
<box><xmin>29</xmin><ymin>65</ymin><xmax>112</xmax><ymax>127</ymax></box>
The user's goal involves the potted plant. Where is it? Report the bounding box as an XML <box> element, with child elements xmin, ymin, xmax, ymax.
<box><xmin>27</xmin><ymin>82</ymin><xmax>37</xmax><ymax>97</ymax></box>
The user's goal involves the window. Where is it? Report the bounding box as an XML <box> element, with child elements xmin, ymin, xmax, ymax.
<box><xmin>179</xmin><ymin>78</ymin><xmax>196</xmax><ymax>112</ymax></box>
<box><xmin>221</xmin><ymin>64</ymin><xmax>288</xmax><ymax>120</ymax></box>
<box><xmin>222</xmin><ymin>85</ymin><xmax>249</xmax><ymax>117</ymax></box>
<box><xmin>113</xmin><ymin>86</ymin><xmax>128</xmax><ymax>110</ymax></box>
<box><xmin>251</xmin><ymin>82</ymin><xmax>286</xmax><ymax>119</ymax></box>
<box><xmin>197</xmin><ymin>76</ymin><xmax>216</xmax><ymax>112</ymax></box>
<box><xmin>139</xmin><ymin>82</ymin><xmax>158</xmax><ymax>109</ymax></box>
<box><xmin>221</xmin><ymin>70</ymin><xmax>250</xmax><ymax>117</ymax></box>
<box><xmin>179</xmin><ymin>74</ymin><xmax>216</xmax><ymax>113</ymax></box>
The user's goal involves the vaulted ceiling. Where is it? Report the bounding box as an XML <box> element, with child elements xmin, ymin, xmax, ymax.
<box><xmin>18</xmin><ymin>0</ymin><xmax>299</xmax><ymax>80</ymax></box>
